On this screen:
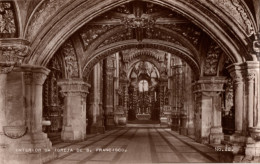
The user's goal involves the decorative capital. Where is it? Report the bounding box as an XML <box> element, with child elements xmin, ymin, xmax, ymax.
<box><xmin>230</xmin><ymin>72</ymin><xmax>243</xmax><ymax>84</ymax></box>
<box><xmin>193</xmin><ymin>76</ymin><xmax>226</xmax><ymax>95</ymax></box>
<box><xmin>0</xmin><ymin>39</ymin><xmax>30</xmax><ymax>65</ymax></box>
<box><xmin>24</xmin><ymin>72</ymin><xmax>33</xmax><ymax>85</ymax></box>
<box><xmin>0</xmin><ymin>62</ymin><xmax>14</xmax><ymax>74</ymax></box>
<box><xmin>57</xmin><ymin>79</ymin><xmax>91</xmax><ymax>96</ymax></box>
<box><xmin>22</xmin><ymin>65</ymin><xmax>50</xmax><ymax>85</ymax></box>
<box><xmin>245</xmin><ymin>72</ymin><xmax>256</xmax><ymax>82</ymax></box>
<box><xmin>32</xmin><ymin>72</ymin><xmax>48</xmax><ymax>85</ymax></box>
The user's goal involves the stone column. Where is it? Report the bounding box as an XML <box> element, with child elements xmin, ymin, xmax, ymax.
<box><xmin>18</xmin><ymin>66</ymin><xmax>53</xmax><ymax>164</ymax></box>
<box><xmin>57</xmin><ymin>79</ymin><xmax>90</xmax><ymax>141</ymax></box>
<box><xmin>178</xmin><ymin>64</ymin><xmax>188</xmax><ymax>135</ymax></box>
<box><xmin>22</xmin><ymin>66</ymin><xmax>50</xmax><ymax>134</ymax></box>
<box><xmin>185</xmin><ymin>66</ymin><xmax>195</xmax><ymax>136</ymax></box>
<box><xmin>171</xmin><ymin>65</ymin><xmax>182</xmax><ymax>131</ymax></box>
<box><xmin>229</xmin><ymin>69</ymin><xmax>244</xmax><ymax>134</ymax></box>
<box><xmin>87</xmin><ymin>64</ymin><xmax>105</xmax><ymax>134</ymax></box>
<box><xmin>103</xmin><ymin>65</ymin><xmax>115</xmax><ymax>130</ymax></box>
<box><xmin>227</xmin><ymin>63</ymin><xmax>247</xmax><ymax>154</ymax></box>
<box><xmin>193</xmin><ymin>76</ymin><xmax>226</xmax><ymax>144</ymax></box>
<box><xmin>116</xmin><ymin>78</ymin><xmax>128</xmax><ymax>125</ymax></box>
<box><xmin>159</xmin><ymin>78</ymin><xmax>168</xmax><ymax>125</ymax></box>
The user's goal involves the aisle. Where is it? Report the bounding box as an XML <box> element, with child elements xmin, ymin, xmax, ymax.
<box><xmin>46</xmin><ymin>127</ymin><xmax>219</xmax><ymax>164</ymax></box>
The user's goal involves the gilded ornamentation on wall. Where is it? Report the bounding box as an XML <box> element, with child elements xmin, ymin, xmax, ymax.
<box><xmin>79</xmin><ymin>25</ymin><xmax>116</xmax><ymax>49</ymax></box>
<box><xmin>162</xmin><ymin>24</ymin><xmax>201</xmax><ymax>48</ymax></box>
<box><xmin>146</xmin><ymin>28</ymin><xmax>183</xmax><ymax>46</ymax></box>
<box><xmin>122</xmin><ymin>17</ymin><xmax>155</xmax><ymax>29</ymax></box>
<box><xmin>224</xmin><ymin>78</ymin><xmax>233</xmax><ymax>113</ymax></box>
<box><xmin>203</xmin><ymin>42</ymin><xmax>222</xmax><ymax>76</ymax></box>
<box><xmin>60</xmin><ymin>39</ymin><xmax>79</xmax><ymax>78</ymax></box>
<box><xmin>98</xmin><ymin>28</ymin><xmax>133</xmax><ymax>48</ymax></box>
<box><xmin>0</xmin><ymin>2</ymin><xmax>17</xmax><ymax>37</ymax></box>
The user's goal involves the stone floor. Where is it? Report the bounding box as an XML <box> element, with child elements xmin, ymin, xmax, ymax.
<box><xmin>46</xmin><ymin>127</ymin><xmax>220</xmax><ymax>164</ymax></box>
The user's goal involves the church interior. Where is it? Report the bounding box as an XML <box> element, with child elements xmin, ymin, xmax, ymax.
<box><xmin>0</xmin><ymin>0</ymin><xmax>260</xmax><ymax>163</ymax></box>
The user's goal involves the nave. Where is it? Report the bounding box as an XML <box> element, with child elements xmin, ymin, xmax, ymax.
<box><xmin>47</xmin><ymin>127</ymin><xmax>220</xmax><ymax>164</ymax></box>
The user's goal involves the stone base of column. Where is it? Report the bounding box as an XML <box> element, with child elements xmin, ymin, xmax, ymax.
<box><xmin>61</xmin><ymin>126</ymin><xmax>86</xmax><ymax>142</ymax></box>
<box><xmin>209</xmin><ymin>127</ymin><xmax>224</xmax><ymax>144</ymax></box>
<box><xmin>179</xmin><ymin>127</ymin><xmax>188</xmax><ymax>135</ymax></box>
<box><xmin>20</xmin><ymin>132</ymin><xmax>52</xmax><ymax>148</ymax></box>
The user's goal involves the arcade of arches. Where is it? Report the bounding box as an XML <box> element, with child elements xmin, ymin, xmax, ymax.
<box><xmin>0</xmin><ymin>0</ymin><xmax>260</xmax><ymax>163</ymax></box>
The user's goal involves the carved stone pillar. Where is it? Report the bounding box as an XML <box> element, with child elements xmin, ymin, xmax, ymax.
<box><xmin>57</xmin><ymin>79</ymin><xmax>90</xmax><ymax>141</ymax></box>
<box><xmin>193</xmin><ymin>76</ymin><xmax>226</xmax><ymax>144</ymax></box>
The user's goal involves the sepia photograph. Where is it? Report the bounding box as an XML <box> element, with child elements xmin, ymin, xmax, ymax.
<box><xmin>0</xmin><ymin>0</ymin><xmax>260</xmax><ymax>163</ymax></box>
